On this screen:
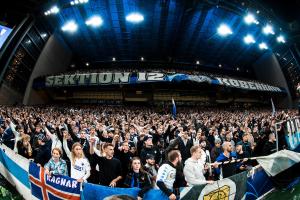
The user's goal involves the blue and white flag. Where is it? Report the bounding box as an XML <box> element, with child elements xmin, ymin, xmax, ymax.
<box><xmin>172</xmin><ymin>98</ymin><xmax>176</xmax><ymax>119</ymax></box>
<box><xmin>29</xmin><ymin>162</ymin><xmax>80</xmax><ymax>200</ymax></box>
<box><xmin>271</xmin><ymin>98</ymin><xmax>276</xmax><ymax>117</ymax></box>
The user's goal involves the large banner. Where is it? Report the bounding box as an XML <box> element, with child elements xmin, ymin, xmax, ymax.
<box><xmin>82</xmin><ymin>172</ymin><xmax>247</xmax><ymax>200</ymax></box>
<box><xmin>29</xmin><ymin>162</ymin><xmax>81</xmax><ymax>200</ymax></box>
<box><xmin>284</xmin><ymin>118</ymin><xmax>300</xmax><ymax>152</ymax></box>
<box><xmin>44</xmin><ymin>72</ymin><xmax>283</xmax><ymax>92</ymax></box>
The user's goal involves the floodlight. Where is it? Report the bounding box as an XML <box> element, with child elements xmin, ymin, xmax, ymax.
<box><xmin>217</xmin><ymin>24</ymin><xmax>233</xmax><ymax>36</ymax></box>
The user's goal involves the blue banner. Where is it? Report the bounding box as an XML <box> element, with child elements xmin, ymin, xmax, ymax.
<box><xmin>29</xmin><ymin>162</ymin><xmax>81</xmax><ymax>200</ymax></box>
<box><xmin>43</xmin><ymin>72</ymin><xmax>283</xmax><ymax>92</ymax></box>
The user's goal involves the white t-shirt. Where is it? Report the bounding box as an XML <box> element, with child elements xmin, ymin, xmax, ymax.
<box><xmin>71</xmin><ymin>157</ymin><xmax>91</xmax><ymax>180</ymax></box>
<box><xmin>156</xmin><ymin>163</ymin><xmax>176</xmax><ymax>190</ymax></box>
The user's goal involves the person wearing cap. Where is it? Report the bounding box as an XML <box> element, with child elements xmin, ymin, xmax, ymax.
<box><xmin>34</xmin><ymin>133</ymin><xmax>52</xmax><ymax>167</ymax></box>
<box><xmin>144</xmin><ymin>154</ymin><xmax>159</xmax><ymax>185</ymax></box>
<box><xmin>140</xmin><ymin>134</ymin><xmax>161</xmax><ymax>165</ymax></box>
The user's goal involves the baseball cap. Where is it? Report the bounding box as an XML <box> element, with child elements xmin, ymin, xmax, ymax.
<box><xmin>146</xmin><ymin>154</ymin><xmax>155</xmax><ymax>160</ymax></box>
<box><xmin>143</xmin><ymin>135</ymin><xmax>153</xmax><ymax>143</ymax></box>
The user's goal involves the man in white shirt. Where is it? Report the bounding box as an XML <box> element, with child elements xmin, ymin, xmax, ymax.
<box><xmin>184</xmin><ymin>145</ymin><xmax>214</xmax><ymax>186</ymax></box>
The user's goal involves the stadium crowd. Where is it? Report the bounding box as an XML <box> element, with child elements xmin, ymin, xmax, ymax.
<box><xmin>0</xmin><ymin>105</ymin><xmax>296</xmax><ymax>199</ymax></box>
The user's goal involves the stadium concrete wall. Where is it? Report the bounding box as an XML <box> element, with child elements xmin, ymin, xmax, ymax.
<box><xmin>23</xmin><ymin>32</ymin><xmax>72</xmax><ymax>105</ymax></box>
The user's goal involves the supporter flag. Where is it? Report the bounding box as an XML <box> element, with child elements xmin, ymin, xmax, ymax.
<box><xmin>172</xmin><ymin>97</ymin><xmax>176</xmax><ymax>119</ymax></box>
<box><xmin>82</xmin><ymin>183</ymin><xmax>169</xmax><ymax>200</ymax></box>
<box><xmin>256</xmin><ymin>150</ymin><xmax>300</xmax><ymax>188</ymax></box>
<box><xmin>180</xmin><ymin>171</ymin><xmax>247</xmax><ymax>200</ymax></box>
<box><xmin>28</xmin><ymin>162</ymin><xmax>80</xmax><ymax>200</ymax></box>
<box><xmin>271</xmin><ymin>98</ymin><xmax>276</xmax><ymax>117</ymax></box>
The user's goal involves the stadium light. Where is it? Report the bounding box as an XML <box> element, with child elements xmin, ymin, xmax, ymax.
<box><xmin>218</xmin><ymin>64</ymin><xmax>222</xmax><ymax>68</ymax></box>
<box><xmin>244</xmin><ymin>13</ymin><xmax>259</xmax><ymax>25</ymax></box>
<box><xmin>259</xmin><ymin>42</ymin><xmax>268</xmax><ymax>50</ymax></box>
<box><xmin>70</xmin><ymin>0</ymin><xmax>87</xmax><ymax>5</ymax></box>
<box><xmin>85</xmin><ymin>16</ymin><xmax>103</xmax><ymax>27</ymax></box>
<box><xmin>217</xmin><ymin>24</ymin><xmax>233</xmax><ymax>37</ymax></box>
<box><xmin>41</xmin><ymin>33</ymin><xmax>47</xmax><ymax>38</ymax></box>
<box><xmin>277</xmin><ymin>35</ymin><xmax>286</xmax><ymax>43</ymax></box>
<box><xmin>61</xmin><ymin>21</ymin><xmax>78</xmax><ymax>33</ymax></box>
<box><xmin>85</xmin><ymin>62</ymin><xmax>89</xmax><ymax>66</ymax></box>
<box><xmin>126</xmin><ymin>13</ymin><xmax>144</xmax><ymax>23</ymax></box>
<box><xmin>244</xmin><ymin>34</ymin><xmax>255</xmax><ymax>44</ymax></box>
<box><xmin>50</xmin><ymin>6</ymin><xmax>59</xmax><ymax>14</ymax></box>
<box><xmin>141</xmin><ymin>57</ymin><xmax>144</xmax><ymax>61</ymax></box>
<box><xmin>196</xmin><ymin>61</ymin><xmax>200</xmax><ymax>65</ymax></box>
<box><xmin>263</xmin><ymin>24</ymin><xmax>275</xmax><ymax>35</ymax></box>
<box><xmin>112</xmin><ymin>57</ymin><xmax>116</xmax><ymax>61</ymax></box>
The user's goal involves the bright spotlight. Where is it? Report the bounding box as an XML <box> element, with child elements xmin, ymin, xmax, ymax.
<box><xmin>70</xmin><ymin>1</ymin><xmax>75</xmax><ymax>5</ymax></box>
<box><xmin>74</xmin><ymin>0</ymin><xmax>79</xmax><ymax>4</ymax></box>
<box><xmin>61</xmin><ymin>21</ymin><xmax>78</xmax><ymax>32</ymax></box>
<box><xmin>196</xmin><ymin>61</ymin><xmax>200</xmax><ymax>65</ymax></box>
<box><xmin>112</xmin><ymin>57</ymin><xmax>116</xmax><ymax>61</ymax></box>
<box><xmin>85</xmin><ymin>62</ymin><xmax>89</xmax><ymax>66</ymax></box>
<box><xmin>50</xmin><ymin>6</ymin><xmax>59</xmax><ymax>14</ymax></box>
<box><xmin>244</xmin><ymin>34</ymin><xmax>255</xmax><ymax>44</ymax></box>
<box><xmin>126</xmin><ymin>13</ymin><xmax>144</xmax><ymax>23</ymax></box>
<box><xmin>141</xmin><ymin>57</ymin><xmax>144</xmax><ymax>61</ymax></box>
<box><xmin>259</xmin><ymin>42</ymin><xmax>268</xmax><ymax>50</ymax></box>
<box><xmin>277</xmin><ymin>35</ymin><xmax>286</xmax><ymax>43</ymax></box>
<box><xmin>85</xmin><ymin>16</ymin><xmax>103</xmax><ymax>27</ymax></box>
<box><xmin>263</xmin><ymin>24</ymin><xmax>275</xmax><ymax>35</ymax></box>
<box><xmin>244</xmin><ymin>13</ymin><xmax>259</xmax><ymax>25</ymax></box>
<box><xmin>217</xmin><ymin>24</ymin><xmax>233</xmax><ymax>36</ymax></box>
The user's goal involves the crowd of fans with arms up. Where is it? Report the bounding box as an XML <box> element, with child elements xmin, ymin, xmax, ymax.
<box><xmin>0</xmin><ymin>105</ymin><xmax>296</xmax><ymax>199</ymax></box>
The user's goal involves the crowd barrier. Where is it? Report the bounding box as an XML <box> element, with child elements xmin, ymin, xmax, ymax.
<box><xmin>0</xmin><ymin>143</ymin><xmax>276</xmax><ymax>200</ymax></box>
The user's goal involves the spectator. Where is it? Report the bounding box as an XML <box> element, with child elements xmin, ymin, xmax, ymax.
<box><xmin>262</xmin><ymin>132</ymin><xmax>277</xmax><ymax>156</ymax></box>
<box><xmin>184</xmin><ymin>145</ymin><xmax>214</xmax><ymax>186</ymax></box>
<box><xmin>63</xmin><ymin>135</ymin><xmax>91</xmax><ymax>182</ymax></box>
<box><xmin>90</xmin><ymin>142</ymin><xmax>123</xmax><ymax>187</ymax></box>
<box><xmin>44</xmin><ymin>147</ymin><xmax>68</xmax><ymax>176</ymax></box>
<box><xmin>215</xmin><ymin>142</ymin><xmax>236</xmax><ymax>179</ymax></box>
<box><xmin>140</xmin><ymin>135</ymin><xmax>161</xmax><ymax>165</ymax></box>
<box><xmin>144</xmin><ymin>154</ymin><xmax>159</xmax><ymax>185</ymax></box>
<box><xmin>156</xmin><ymin>150</ymin><xmax>182</xmax><ymax>200</ymax></box>
<box><xmin>123</xmin><ymin>157</ymin><xmax>152</xmax><ymax>200</ymax></box>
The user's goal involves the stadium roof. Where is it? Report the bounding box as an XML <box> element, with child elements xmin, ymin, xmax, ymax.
<box><xmin>2</xmin><ymin>0</ymin><xmax>300</xmax><ymax>71</ymax></box>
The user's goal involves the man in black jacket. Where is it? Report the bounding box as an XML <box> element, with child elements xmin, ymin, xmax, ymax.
<box><xmin>140</xmin><ymin>135</ymin><xmax>161</xmax><ymax>165</ymax></box>
<box><xmin>177</xmin><ymin>126</ymin><xmax>193</xmax><ymax>163</ymax></box>
<box><xmin>262</xmin><ymin>132</ymin><xmax>277</xmax><ymax>156</ymax></box>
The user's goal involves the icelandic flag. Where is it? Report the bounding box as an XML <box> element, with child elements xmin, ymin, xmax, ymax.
<box><xmin>271</xmin><ymin>98</ymin><xmax>276</xmax><ymax>117</ymax></box>
<box><xmin>29</xmin><ymin>162</ymin><xmax>80</xmax><ymax>200</ymax></box>
<box><xmin>172</xmin><ymin>98</ymin><xmax>176</xmax><ymax>119</ymax></box>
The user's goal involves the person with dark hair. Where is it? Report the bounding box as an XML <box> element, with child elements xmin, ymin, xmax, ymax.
<box><xmin>34</xmin><ymin>133</ymin><xmax>52</xmax><ymax>167</ymax></box>
<box><xmin>156</xmin><ymin>150</ymin><xmax>182</xmax><ymax>200</ymax></box>
<box><xmin>124</xmin><ymin>157</ymin><xmax>152</xmax><ymax>200</ymax></box>
<box><xmin>236</xmin><ymin>133</ymin><xmax>252</xmax><ymax>157</ymax></box>
<box><xmin>144</xmin><ymin>154</ymin><xmax>159</xmax><ymax>185</ymax></box>
<box><xmin>90</xmin><ymin>141</ymin><xmax>122</xmax><ymax>187</ymax></box>
<box><xmin>262</xmin><ymin>132</ymin><xmax>277</xmax><ymax>156</ymax></box>
<box><xmin>176</xmin><ymin>126</ymin><xmax>193</xmax><ymax>164</ymax></box>
<box><xmin>140</xmin><ymin>135</ymin><xmax>161</xmax><ymax>165</ymax></box>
